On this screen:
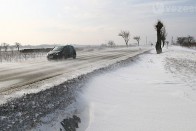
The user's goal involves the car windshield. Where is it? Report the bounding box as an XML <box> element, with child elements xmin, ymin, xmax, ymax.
<box><xmin>52</xmin><ymin>46</ymin><xmax>64</xmax><ymax>51</ymax></box>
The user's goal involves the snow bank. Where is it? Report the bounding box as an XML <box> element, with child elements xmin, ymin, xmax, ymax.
<box><xmin>77</xmin><ymin>46</ymin><xmax>196</xmax><ymax>131</ymax></box>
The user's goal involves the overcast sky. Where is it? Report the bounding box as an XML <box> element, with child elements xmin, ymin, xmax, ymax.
<box><xmin>0</xmin><ymin>0</ymin><xmax>195</xmax><ymax>45</ymax></box>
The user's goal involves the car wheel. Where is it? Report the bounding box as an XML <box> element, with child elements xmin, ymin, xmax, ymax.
<box><xmin>73</xmin><ymin>54</ymin><xmax>76</xmax><ymax>59</ymax></box>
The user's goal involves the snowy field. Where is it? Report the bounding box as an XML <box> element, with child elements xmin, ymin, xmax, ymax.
<box><xmin>35</xmin><ymin>46</ymin><xmax>196</xmax><ymax>131</ymax></box>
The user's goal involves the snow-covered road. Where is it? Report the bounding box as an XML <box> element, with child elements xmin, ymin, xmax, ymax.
<box><xmin>0</xmin><ymin>47</ymin><xmax>149</xmax><ymax>104</ymax></box>
<box><xmin>77</xmin><ymin>46</ymin><xmax>196</xmax><ymax>131</ymax></box>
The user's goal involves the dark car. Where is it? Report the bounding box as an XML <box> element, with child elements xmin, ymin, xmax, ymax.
<box><xmin>47</xmin><ymin>45</ymin><xmax>76</xmax><ymax>60</ymax></box>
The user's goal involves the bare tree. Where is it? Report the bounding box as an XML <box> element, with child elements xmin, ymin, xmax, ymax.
<box><xmin>10</xmin><ymin>45</ymin><xmax>14</xmax><ymax>54</ymax></box>
<box><xmin>187</xmin><ymin>36</ymin><xmax>194</xmax><ymax>47</ymax></box>
<box><xmin>177</xmin><ymin>36</ymin><xmax>195</xmax><ymax>47</ymax></box>
<box><xmin>0</xmin><ymin>44</ymin><xmax>2</xmax><ymax>61</ymax></box>
<box><xmin>0</xmin><ymin>44</ymin><xmax>1</xmax><ymax>62</ymax></box>
<box><xmin>133</xmin><ymin>36</ymin><xmax>141</xmax><ymax>46</ymax></box>
<box><xmin>107</xmin><ymin>40</ymin><xmax>116</xmax><ymax>47</ymax></box>
<box><xmin>160</xmin><ymin>27</ymin><xmax>167</xmax><ymax>48</ymax></box>
<box><xmin>118</xmin><ymin>30</ymin><xmax>130</xmax><ymax>47</ymax></box>
<box><xmin>155</xmin><ymin>20</ymin><xmax>164</xmax><ymax>54</ymax></box>
<box><xmin>15</xmin><ymin>42</ymin><xmax>21</xmax><ymax>51</ymax></box>
<box><xmin>2</xmin><ymin>43</ymin><xmax>9</xmax><ymax>52</ymax></box>
<box><xmin>0</xmin><ymin>44</ymin><xmax>2</xmax><ymax>52</ymax></box>
<box><xmin>177</xmin><ymin>37</ymin><xmax>186</xmax><ymax>46</ymax></box>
